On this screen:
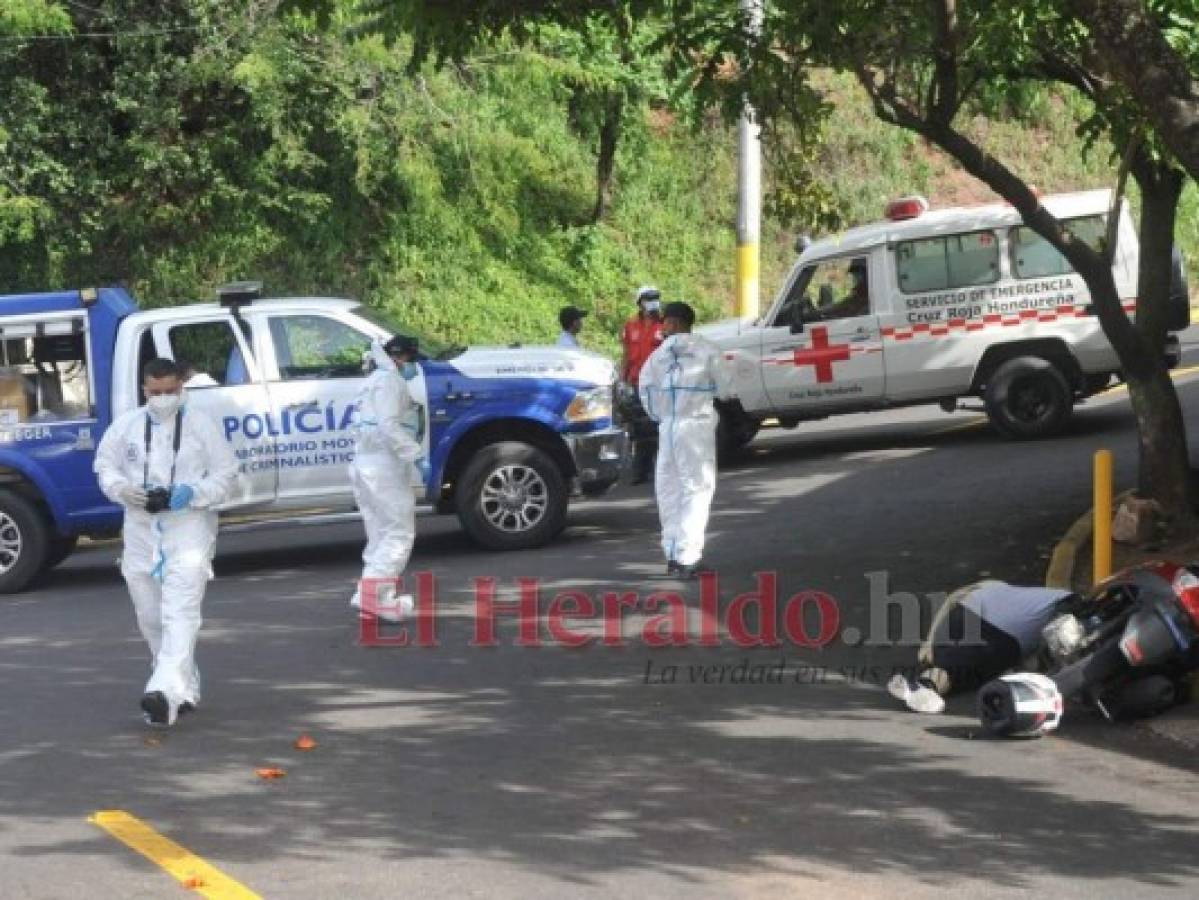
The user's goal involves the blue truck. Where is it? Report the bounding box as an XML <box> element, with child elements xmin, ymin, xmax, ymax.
<box><xmin>0</xmin><ymin>286</ymin><xmax>626</xmax><ymax>592</ymax></box>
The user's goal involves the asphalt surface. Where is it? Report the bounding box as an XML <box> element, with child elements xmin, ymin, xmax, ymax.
<box><xmin>5</xmin><ymin>342</ymin><xmax>1199</xmax><ymax>898</ymax></box>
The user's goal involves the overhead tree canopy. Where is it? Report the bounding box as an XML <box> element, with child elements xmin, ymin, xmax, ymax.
<box><xmin>1071</xmin><ymin>0</ymin><xmax>1199</xmax><ymax>184</ymax></box>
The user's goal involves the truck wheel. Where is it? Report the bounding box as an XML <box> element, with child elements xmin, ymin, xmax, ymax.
<box><xmin>985</xmin><ymin>357</ymin><xmax>1073</xmax><ymax>439</ymax></box>
<box><xmin>44</xmin><ymin>535</ymin><xmax>79</xmax><ymax>572</ymax></box>
<box><xmin>0</xmin><ymin>490</ymin><xmax>51</xmax><ymax>594</ymax></box>
<box><xmin>716</xmin><ymin>401</ymin><xmax>761</xmax><ymax>458</ymax></box>
<box><xmin>456</xmin><ymin>442</ymin><xmax>569</xmax><ymax>550</ymax></box>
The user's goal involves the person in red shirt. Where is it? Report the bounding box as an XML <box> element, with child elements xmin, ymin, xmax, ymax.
<box><xmin>620</xmin><ymin>286</ymin><xmax>664</xmax><ymax>484</ymax></box>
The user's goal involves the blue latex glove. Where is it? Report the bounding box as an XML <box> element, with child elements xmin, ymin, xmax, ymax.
<box><xmin>416</xmin><ymin>459</ymin><xmax>431</xmax><ymax>483</ymax></box>
<box><xmin>169</xmin><ymin>484</ymin><xmax>195</xmax><ymax>511</ymax></box>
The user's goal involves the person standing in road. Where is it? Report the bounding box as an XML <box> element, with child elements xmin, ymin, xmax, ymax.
<box><xmin>639</xmin><ymin>301</ymin><xmax>733</xmax><ymax>579</ymax></box>
<box><xmin>95</xmin><ymin>358</ymin><xmax>239</xmax><ymax>727</ymax></box>
<box><xmin>557</xmin><ymin>306</ymin><xmax>587</xmax><ymax>348</ymax></box>
<box><xmin>349</xmin><ymin>335</ymin><xmax>426</xmax><ymax>623</ymax></box>
<box><xmin>619</xmin><ymin>285</ymin><xmax>665</xmax><ymax>484</ymax></box>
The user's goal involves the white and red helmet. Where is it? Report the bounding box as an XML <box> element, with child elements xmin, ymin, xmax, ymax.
<box><xmin>978</xmin><ymin>672</ymin><xmax>1064</xmax><ymax>738</ymax></box>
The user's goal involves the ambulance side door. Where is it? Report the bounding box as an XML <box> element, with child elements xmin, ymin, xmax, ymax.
<box><xmin>761</xmin><ymin>255</ymin><xmax>885</xmax><ymax>412</ymax></box>
<box><xmin>150</xmin><ymin>316</ymin><xmax>277</xmax><ymax>510</ymax></box>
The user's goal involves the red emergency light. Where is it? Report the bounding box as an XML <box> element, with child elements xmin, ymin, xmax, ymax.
<box><xmin>885</xmin><ymin>195</ymin><xmax>930</xmax><ymax>221</ymax></box>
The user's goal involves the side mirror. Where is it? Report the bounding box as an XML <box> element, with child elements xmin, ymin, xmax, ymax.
<box><xmin>794</xmin><ymin>234</ymin><xmax>813</xmax><ymax>255</ymax></box>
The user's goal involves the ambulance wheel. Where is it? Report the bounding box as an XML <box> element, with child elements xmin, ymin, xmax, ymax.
<box><xmin>985</xmin><ymin>357</ymin><xmax>1072</xmax><ymax>439</ymax></box>
<box><xmin>716</xmin><ymin>401</ymin><xmax>760</xmax><ymax>458</ymax></box>
<box><xmin>0</xmin><ymin>490</ymin><xmax>51</xmax><ymax>594</ymax></box>
<box><xmin>456</xmin><ymin>442</ymin><xmax>569</xmax><ymax>550</ymax></box>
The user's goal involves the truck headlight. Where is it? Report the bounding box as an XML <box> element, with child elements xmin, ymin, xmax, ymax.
<box><xmin>565</xmin><ymin>387</ymin><xmax>612</xmax><ymax>422</ymax></box>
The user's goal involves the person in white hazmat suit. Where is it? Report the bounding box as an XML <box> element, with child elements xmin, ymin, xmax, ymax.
<box><xmin>639</xmin><ymin>301</ymin><xmax>734</xmax><ymax>579</ymax></box>
<box><xmin>349</xmin><ymin>335</ymin><xmax>427</xmax><ymax>622</ymax></box>
<box><xmin>94</xmin><ymin>358</ymin><xmax>239</xmax><ymax>727</ymax></box>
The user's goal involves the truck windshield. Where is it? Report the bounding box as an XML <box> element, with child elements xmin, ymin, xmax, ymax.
<box><xmin>351</xmin><ymin>304</ymin><xmax>464</xmax><ymax>361</ymax></box>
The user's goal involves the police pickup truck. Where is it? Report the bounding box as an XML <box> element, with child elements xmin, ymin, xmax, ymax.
<box><xmin>705</xmin><ymin>189</ymin><xmax>1188</xmax><ymax>451</ymax></box>
<box><xmin>0</xmin><ymin>285</ymin><xmax>625</xmax><ymax>592</ymax></box>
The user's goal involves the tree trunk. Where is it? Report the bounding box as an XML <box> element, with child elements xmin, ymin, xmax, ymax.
<box><xmin>593</xmin><ymin>88</ymin><xmax>623</xmax><ymax>223</ymax></box>
<box><xmin>1126</xmin><ymin>158</ymin><xmax>1194</xmax><ymax>523</ymax></box>
<box><xmin>1126</xmin><ymin>369</ymin><xmax>1192</xmax><ymax>523</ymax></box>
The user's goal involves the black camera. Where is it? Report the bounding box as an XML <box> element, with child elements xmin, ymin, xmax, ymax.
<box><xmin>144</xmin><ymin>487</ymin><xmax>172</xmax><ymax>514</ymax></box>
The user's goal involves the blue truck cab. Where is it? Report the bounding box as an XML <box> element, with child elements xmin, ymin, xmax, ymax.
<box><xmin>0</xmin><ymin>287</ymin><xmax>626</xmax><ymax>592</ymax></box>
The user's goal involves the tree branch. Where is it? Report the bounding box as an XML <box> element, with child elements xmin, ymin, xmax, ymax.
<box><xmin>1072</xmin><ymin>0</ymin><xmax>1199</xmax><ymax>182</ymax></box>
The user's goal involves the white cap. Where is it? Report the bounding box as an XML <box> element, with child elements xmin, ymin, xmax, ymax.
<box><xmin>635</xmin><ymin>285</ymin><xmax>661</xmax><ymax>303</ymax></box>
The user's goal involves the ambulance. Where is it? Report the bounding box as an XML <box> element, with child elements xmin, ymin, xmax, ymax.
<box><xmin>0</xmin><ymin>284</ymin><xmax>625</xmax><ymax>593</ymax></box>
<box><xmin>703</xmin><ymin>189</ymin><xmax>1188</xmax><ymax>451</ymax></box>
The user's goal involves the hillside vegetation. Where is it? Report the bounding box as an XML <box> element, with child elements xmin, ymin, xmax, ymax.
<box><xmin>1</xmin><ymin>14</ymin><xmax>1194</xmax><ymax>356</ymax></box>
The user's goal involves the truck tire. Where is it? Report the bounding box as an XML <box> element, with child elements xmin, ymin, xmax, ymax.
<box><xmin>984</xmin><ymin>357</ymin><xmax>1073</xmax><ymax>439</ymax></box>
<box><xmin>456</xmin><ymin>442</ymin><xmax>569</xmax><ymax>550</ymax></box>
<box><xmin>0</xmin><ymin>490</ymin><xmax>51</xmax><ymax>594</ymax></box>
<box><xmin>716</xmin><ymin>400</ymin><xmax>761</xmax><ymax>458</ymax></box>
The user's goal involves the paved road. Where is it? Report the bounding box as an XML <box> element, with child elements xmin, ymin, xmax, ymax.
<box><xmin>4</xmin><ymin>355</ymin><xmax>1199</xmax><ymax>898</ymax></box>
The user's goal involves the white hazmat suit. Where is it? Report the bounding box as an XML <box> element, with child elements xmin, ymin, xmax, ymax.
<box><xmin>95</xmin><ymin>401</ymin><xmax>238</xmax><ymax>722</ymax></box>
<box><xmin>639</xmin><ymin>332</ymin><xmax>733</xmax><ymax>568</ymax></box>
<box><xmin>349</xmin><ymin>342</ymin><xmax>423</xmax><ymax>618</ymax></box>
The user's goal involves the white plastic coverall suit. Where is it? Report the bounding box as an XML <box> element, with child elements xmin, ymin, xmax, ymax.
<box><xmin>95</xmin><ymin>402</ymin><xmax>239</xmax><ymax>717</ymax></box>
<box><xmin>349</xmin><ymin>342</ymin><xmax>423</xmax><ymax>614</ymax></box>
<box><xmin>639</xmin><ymin>332</ymin><xmax>733</xmax><ymax>567</ymax></box>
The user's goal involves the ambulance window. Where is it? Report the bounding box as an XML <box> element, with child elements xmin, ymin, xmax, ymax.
<box><xmin>0</xmin><ymin>318</ymin><xmax>92</xmax><ymax>423</ymax></box>
<box><xmin>1011</xmin><ymin>215</ymin><xmax>1106</xmax><ymax>279</ymax></box>
<box><xmin>896</xmin><ymin>230</ymin><xmax>999</xmax><ymax>293</ymax></box>
<box><xmin>168</xmin><ymin>321</ymin><xmax>248</xmax><ymax>388</ymax></box>
<box><xmin>269</xmin><ymin>315</ymin><xmax>371</xmax><ymax>380</ymax></box>
<box><xmin>772</xmin><ymin>267</ymin><xmax>814</xmax><ymax>328</ymax></box>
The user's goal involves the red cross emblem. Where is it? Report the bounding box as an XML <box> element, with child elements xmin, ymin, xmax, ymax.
<box><xmin>783</xmin><ymin>326</ymin><xmax>851</xmax><ymax>383</ymax></box>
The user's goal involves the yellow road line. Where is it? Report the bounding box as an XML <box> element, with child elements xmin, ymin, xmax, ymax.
<box><xmin>89</xmin><ymin>811</ymin><xmax>261</xmax><ymax>899</ymax></box>
<box><xmin>1100</xmin><ymin>363</ymin><xmax>1199</xmax><ymax>396</ymax></box>
<box><xmin>935</xmin><ymin>363</ymin><xmax>1199</xmax><ymax>430</ymax></box>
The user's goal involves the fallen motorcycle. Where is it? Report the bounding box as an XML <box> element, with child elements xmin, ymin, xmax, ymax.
<box><xmin>1043</xmin><ymin>562</ymin><xmax>1199</xmax><ymax>721</ymax></box>
<box><xmin>977</xmin><ymin>562</ymin><xmax>1199</xmax><ymax>737</ymax></box>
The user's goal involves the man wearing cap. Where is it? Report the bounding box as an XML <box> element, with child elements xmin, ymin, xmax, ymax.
<box><xmin>819</xmin><ymin>257</ymin><xmax>870</xmax><ymax>320</ymax></box>
<box><xmin>348</xmin><ymin>334</ymin><xmax>425</xmax><ymax>622</ymax></box>
<box><xmin>557</xmin><ymin>306</ymin><xmax>587</xmax><ymax>348</ymax></box>
<box><xmin>638</xmin><ymin>302</ymin><xmax>733</xmax><ymax>578</ymax></box>
<box><xmin>620</xmin><ymin>286</ymin><xmax>665</xmax><ymax>484</ymax></box>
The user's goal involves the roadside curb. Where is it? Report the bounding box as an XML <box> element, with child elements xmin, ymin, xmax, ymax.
<box><xmin>1043</xmin><ymin>489</ymin><xmax>1136</xmax><ymax>590</ymax></box>
<box><xmin>1044</xmin><ymin>509</ymin><xmax>1093</xmax><ymax>589</ymax></box>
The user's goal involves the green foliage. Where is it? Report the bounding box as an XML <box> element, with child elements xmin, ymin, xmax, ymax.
<box><xmin>0</xmin><ymin>0</ymin><xmax>71</xmax><ymax>37</ymax></box>
<box><xmin>0</xmin><ymin>1</ymin><xmax>1193</xmax><ymax>365</ymax></box>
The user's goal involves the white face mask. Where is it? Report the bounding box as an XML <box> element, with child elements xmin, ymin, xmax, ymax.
<box><xmin>148</xmin><ymin>392</ymin><xmax>183</xmax><ymax>419</ymax></box>
<box><xmin>643</xmin><ymin>301</ymin><xmax>661</xmax><ymax>314</ymax></box>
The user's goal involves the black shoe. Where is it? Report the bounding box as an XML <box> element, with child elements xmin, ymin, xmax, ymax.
<box><xmin>140</xmin><ymin>691</ymin><xmax>170</xmax><ymax>726</ymax></box>
<box><xmin>679</xmin><ymin>562</ymin><xmax>713</xmax><ymax>580</ymax></box>
<box><xmin>666</xmin><ymin>560</ymin><xmax>681</xmax><ymax>576</ymax></box>
<box><xmin>178</xmin><ymin>701</ymin><xmax>196</xmax><ymax>717</ymax></box>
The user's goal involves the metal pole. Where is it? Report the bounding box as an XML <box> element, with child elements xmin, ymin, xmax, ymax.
<box><xmin>735</xmin><ymin>0</ymin><xmax>763</xmax><ymax>320</ymax></box>
<box><xmin>1093</xmin><ymin>449</ymin><xmax>1113</xmax><ymax>584</ymax></box>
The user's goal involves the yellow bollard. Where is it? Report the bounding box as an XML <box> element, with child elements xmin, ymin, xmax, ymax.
<box><xmin>1093</xmin><ymin>449</ymin><xmax>1113</xmax><ymax>584</ymax></box>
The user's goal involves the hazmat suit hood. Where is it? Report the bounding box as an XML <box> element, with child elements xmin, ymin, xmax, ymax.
<box><xmin>369</xmin><ymin>338</ymin><xmax>398</xmax><ymax>374</ymax></box>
